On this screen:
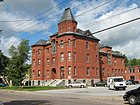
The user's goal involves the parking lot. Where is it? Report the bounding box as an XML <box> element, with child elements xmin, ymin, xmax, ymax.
<box><xmin>37</xmin><ymin>84</ymin><xmax>139</xmax><ymax>96</ymax></box>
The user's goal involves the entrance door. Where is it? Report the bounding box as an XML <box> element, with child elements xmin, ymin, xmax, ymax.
<box><xmin>60</xmin><ymin>67</ymin><xmax>65</xmax><ymax>79</ymax></box>
<box><xmin>51</xmin><ymin>68</ymin><xmax>56</xmax><ymax>79</ymax></box>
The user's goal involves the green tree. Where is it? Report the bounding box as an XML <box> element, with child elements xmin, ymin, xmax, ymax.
<box><xmin>7</xmin><ymin>40</ymin><xmax>30</xmax><ymax>86</ymax></box>
<box><xmin>0</xmin><ymin>50</ymin><xmax>9</xmax><ymax>75</ymax></box>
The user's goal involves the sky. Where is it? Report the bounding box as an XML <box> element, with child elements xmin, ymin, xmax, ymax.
<box><xmin>0</xmin><ymin>0</ymin><xmax>140</xmax><ymax>60</ymax></box>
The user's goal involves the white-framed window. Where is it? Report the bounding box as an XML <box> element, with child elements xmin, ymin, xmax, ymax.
<box><xmin>86</xmin><ymin>54</ymin><xmax>89</xmax><ymax>63</ymax></box>
<box><xmin>74</xmin><ymin>39</ymin><xmax>76</xmax><ymax>47</ymax></box>
<box><xmin>52</xmin><ymin>57</ymin><xmax>55</xmax><ymax>65</ymax></box>
<box><xmin>74</xmin><ymin>52</ymin><xmax>76</xmax><ymax>61</ymax></box>
<box><xmin>68</xmin><ymin>52</ymin><xmax>71</xmax><ymax>61</ymax></box>
<box><xmin>68</xmin><ymin>26</ymin><xmax>70</xmax><ymax>31</ymax></box>
<box><xmin>60</xmin><ymin>40</ymin><xmax>64</xmax><ymax>48</ymax></box>
<box><xmin>68</xmin><ymin>66</ymin><xmax>71</xmax><ymax>75</ymax></box>
<box><xmin>32</xmin><ymin>59</ymin><xmax>35</xmax><ymax>65</ymax></box>
<box><xmin>68</xmin><ymin>39</ymin><xmax>71</xmax><ymax>47</ymax></box>
<box><xmin>107</xmin><ymin>50</ymin><xmax>111</xmax><ymax>65</ymax></box>
<box><xmin>38</xmin><ymin>70</ymin><xmax>41</xmax><ymax>77</ymax></box>
<box><xmin>86</xmin><ymin>67</ymin><xmax>90</xmax><ymax>76</ymax></box>
<box><xmin>46</xmin><ymin>70</ymin><xmax>49</xmax><ymax>78</ymax></box>
<box><xmin>38</xmin><ymin>59</ymin><xmax>41</xmax><ymax>65</ymax></box>
<box><xmin>38</xmin><ymin>49</ymin><xmax>41</xmax><ymax>56</ymax></box>
<box><xmin>74</xmin><ymin>66</ymin><xmax>76</xmax><ymax>76</ymax></box>
<box><xmin>86</xmin><ymin>42</ymin><xmax>89</xmax><ymax>50</ymax></box>
<box><xmin>47</xmin><ymin>58</ymin><xmax>49</xmax><ymax>66</ymax></box>
<box><xmin>60</xmin><ymin>53</ymin><xmax>64</xmax><ymax>62</ymax></box>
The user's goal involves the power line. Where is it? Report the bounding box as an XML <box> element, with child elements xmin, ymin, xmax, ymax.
<box><xmin>92</xmin><ymin>17</ymin><xmax>140</xmax><ymax>34</ymax></box>
<box><xmin>2</xmin><ymin>0</ymin><xmax>112</xmax><ymax>37</ymax></box>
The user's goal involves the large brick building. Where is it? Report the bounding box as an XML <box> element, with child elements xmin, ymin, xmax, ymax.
<box><xmin>125</xmin><ymin>66</ymin><xmax>140</xmax><ymax>82</ymax></box>
<box><xmin>31</xmin><ymin>8</ymin><xmax>125</xmax><ymax>86</ymax></box>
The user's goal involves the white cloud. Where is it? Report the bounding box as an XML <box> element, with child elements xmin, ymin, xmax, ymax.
<box><xmin>72</xmin><ymin>0</ymin><xmax>140</xmax><ymax>59</ymax></box>
<box><xmin>0</xmin><ymin>36</ymin><xmax>20</xmax><ymax>56</ymax></box>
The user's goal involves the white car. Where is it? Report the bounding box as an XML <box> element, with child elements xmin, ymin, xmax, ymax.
<box><xmin>66</xmin><ymin>82</ymin><xmax>87</xmax><ymax>88</ymax></box>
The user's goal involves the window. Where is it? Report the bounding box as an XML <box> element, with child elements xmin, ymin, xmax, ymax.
<box><xmin>52</xmin><ymin>39</ymin><xmax>56</xmax><ymax>53</ymax></box>
<box><xmin>73</xmin><ymin>27</ymin><xmax>75</xmax><ymax>32</ymax></box>
<box><xmin>68</xmin><ymin>52</ymin><xmax>71</xmax><ymax>61</ymax></box>
<box><xmin>32</xmin><ymin>59</ymin><xmax>35</xmax><ymax>65</ymax></box>
<box><xmin>38</xmin><ymin>70</ymin><xmax>41</xmax><ymax>77</ymax></box>
<box><xmin>96</xmin><ymin>55</ymin><xmax>98</xmax><ymax>63</ymax></box>
<box><xmin>46</xmin><ymin>70</ymin><xmax>49</xmax><ymax>78</ymax></box>
<box><xmin>47</xmin><ymin>58</ymin><xmax>49</xmax><ymax>66</ymax></box>
<box><xmin>86</xmin><ymin>67</ymin><xmax>90</xmax><ymax>76</ymax></box>
<box><xmin>68</xmin><ymin>39</ymin><xmax>70</xmax><ymax>47</ymax></box>
<box><xmin>60</xmin><ymin>40</ymin><xmax>64</xmax><ymax>48</ymax></box>
<box><xmin>68</xmin><ymin>26</ymin><xmax>70</xmax><ymax>31</ymax></box>
<box><xmin>60</xmin><ymin>53</ymin><xmax>64</xmax><ymax>62</ymax></box>
<box><xmin>74</xmin><ymin>39</ymin><xmax>76</xmax><ymax>47</ymax></box>
<box><xmin>52</xmin><ymin>57</ymin><xmax>55</xmax><ymax>65</ymax></box>
<box><xmin>107</xmin><ymin>50</ymin><xmax>111</xmax><ymax>65</ymax></box>
<box><xmin>74</xmin><ymin>66</ymin><xmax>76</xmax><ymax>76</ymax></box>
<box><xmin>86</xmin><ymin>42</ymin><xmax>89</xmax><ymax>50</ymax></box>
<box><xmin>74</xmin><ymin>52</ymin><xmax>76</xmax><ymax>61</ymax></box>
<box><xmin>47</xmin><ymin>48</ymin><xmax>49</xmax><ymax>54</ymax></box>
<box><xmin>86</xmin><ymin>54</ymin><xmax>89</xmax><ymax>63</ymax></box>
<box><xmin>107</xmin><ymin>69</ymin><xmax>110</xmax><ymax>76</ymax></box>
<box><xmin>114</xmin><ymin>58</ymin><xmax>116</xmax><ymax>65</ymax></box>
<box><xmin>68</xmin><ymin>66</ymin><xmax>71</xmax><ymax>75</ymax></box>
<box><xmin>38</xmin><ymin>49</ymin><xmax>41</xmax><ymax>56</ymax></box>
<box><xmin>102</xmin><ymin>68</ymin><xmax>105</xmax><ymax>76</ymax></box>
<box><xmin>129</xmin><ymin>67</ymin><xmax>135</xmax><ymax>73</ymax></box>
<box><xmin>96</xmin><ymin>68</ymin><xmax>98</xmax><ymax>76</ymax></box>
<box><xmin>38</xmin><ymin>59</ymin><xmax>41</xmax><ymax>65</ymax></box>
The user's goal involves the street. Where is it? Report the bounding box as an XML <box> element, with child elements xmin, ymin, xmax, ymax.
<box><xmin>0</xmin><ymin>85</ymin><xmax>139</xmax><ymax>105</ymax></box>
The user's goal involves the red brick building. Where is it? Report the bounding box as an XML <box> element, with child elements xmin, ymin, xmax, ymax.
<box><xmin>99</xmin><ymin>45</ymin><xmax>125</xmax><ymax>81</ymax></box>
<box><xmin>31</xmin><ymin>8</ymin><xmax>125</xmax><ymax>86</ymax></box>
<box><xmin>125</xmin><ymin>66</ymin><xmax>140</xmax><ymax>82</ymax></box>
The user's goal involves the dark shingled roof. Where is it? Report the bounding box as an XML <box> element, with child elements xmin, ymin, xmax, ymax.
<box><xmin>59</xmin><ymin>8</ymin><xmax>76</xmax><ymax>23</ymax></box>
<box><xmin>31</xmin><ymin>39</ymin><xmax>50</xmax><ymax>47</ymax></box>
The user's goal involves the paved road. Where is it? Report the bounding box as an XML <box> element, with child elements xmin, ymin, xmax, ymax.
<box><xmin>0</xmin><ymin>85</ymin><xmax>139</xmax><ymax>105</ymax></box>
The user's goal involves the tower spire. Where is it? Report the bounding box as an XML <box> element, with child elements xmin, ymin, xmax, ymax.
<box><xmin>59</xmin><ymin>8</ymin><xmax>76</xmax><ymax>23</ymax></box>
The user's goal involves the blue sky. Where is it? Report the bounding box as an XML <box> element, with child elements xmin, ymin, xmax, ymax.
<box><xmin>0</xmin><ymin>0</ymin><xmax>140</xmax><ymax>59</ymax></box>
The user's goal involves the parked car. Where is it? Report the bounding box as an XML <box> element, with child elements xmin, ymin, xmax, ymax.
<box><xmin>129</xmin><ymin>80</ymin><xmax>139</xmax><ymax>85</ymax></box>
<box><xmin>0</xmin><ymin>83</ymin><xmax>6</xmax><ymax>87</ymax></box>
<box><xmin>123</xmin><ymin>86</ymin><xmax>140</xmax><ymax>105</ymax></box>
<box><xmin>66</xmin><ymin>82</ymin><xmax>87</xmax><ymax>88</ymax></box>
<box><xmin>94</xmin><ymin>81</ymin><xmax>107</xmax><ymax>87</ymax></box>
<box><xmin>125</xmin><ymin>80</ymin><xmax>132</xmax><ymax>85</ymax></box>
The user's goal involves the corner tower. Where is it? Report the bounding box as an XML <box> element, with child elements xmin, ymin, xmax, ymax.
<box><xmin>58</xmin><ymin>8</ymin><xmax>77</xmax><ymax>34</ymax></box>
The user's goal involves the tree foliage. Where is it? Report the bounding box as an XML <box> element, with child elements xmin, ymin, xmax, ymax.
<box><xmin>0</xmin><ymin>50</ymin><xmax>9</xmax><ymax>75</ymax></box>
<box><xmin>126</xmin><ymin>58</ymin><xmax>140</xmax><ymax>66</ymax></box>
<box><xmin>6</xmin><ymin>40</ymin><xmax>30</xmax><ymax>86</ymax></box>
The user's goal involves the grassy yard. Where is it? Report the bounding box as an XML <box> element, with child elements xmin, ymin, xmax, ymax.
<box><xmin>0</xmin><ymin>86</ymin><xmax>65</xmax><ymax>91</ymax></box>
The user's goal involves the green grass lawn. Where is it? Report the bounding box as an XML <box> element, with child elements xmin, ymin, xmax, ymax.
<box><xmin>0</xmin><ymin>86</ymin><xmax>65</xmax><ymax>91</ymax></box>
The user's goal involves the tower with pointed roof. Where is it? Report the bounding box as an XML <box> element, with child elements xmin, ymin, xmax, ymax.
<box><xmin>58</xmin><ymin>8</ymin><xmax>77</xmax><ymax>34</ymax></box>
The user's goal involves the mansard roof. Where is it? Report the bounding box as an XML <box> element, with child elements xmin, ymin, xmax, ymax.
<box><xmin>57</xmin><ymin>29</ymin><xmax>100</xmax><ymax>42</ymax></box>
<box><xmin>31</xmin><ymin>39</ymin><xmax>50</xmax><ymax>47</ymax></box>
<box><xmin>59</xmin><ymin>8</ymin><xmax>76</xmax><ymax>23</ymax></box>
